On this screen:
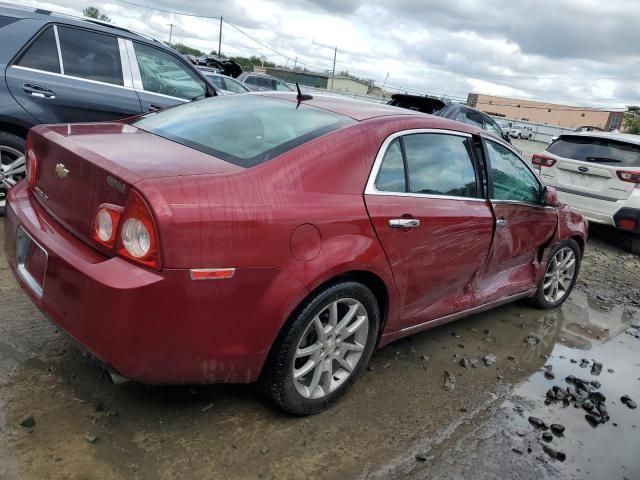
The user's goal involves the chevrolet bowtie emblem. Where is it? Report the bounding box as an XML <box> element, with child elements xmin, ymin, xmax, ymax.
<box><xmin>55</xmin><ymin>163</ymin><xmax>70</xmax><ymax>178</ymax></box>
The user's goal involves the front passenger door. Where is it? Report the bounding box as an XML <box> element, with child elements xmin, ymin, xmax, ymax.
<box><xmin>480</xmin><ymin>138</ymin><xmax>557</xmax><ymax>298</ymax></box>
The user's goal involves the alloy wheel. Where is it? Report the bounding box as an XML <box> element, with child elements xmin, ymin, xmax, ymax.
<box><xmin>543</xmin><ymin>247</ymin><xmax>576</xmax><ymax>303</ymax></box>
<box><xmin>0</xmin><ymin>146</ymin><xmax>25</xmax><ymax>208</ymax></box>
<box><xmin>292</xmin><ymin>298</ymin><xmax>369</xmax><ymax>399</ymax></box>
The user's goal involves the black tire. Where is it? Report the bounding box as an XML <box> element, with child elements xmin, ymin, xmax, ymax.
<box><xmin>623</xmin><ymin>234</ymin><xmax>640</xmax><ymax>255</ymax></box>
<box><xmin>0</xmin><ymin>130</ymin><xmax>26</xmax><ymax>217</ymax></box>
<box><xmin>518</xmin><ymin>133</ymin><xmax>522</xmax><ymax>139</ymax></box>
<box><xmin>261</xmin><ymin>281</ymin><xmax>380</xmax><ymax>415</ymax></box>
<box><xmin>528</xmin><ymin>239</ymin><xmax>581</xmax><ymax>309</ymax></box>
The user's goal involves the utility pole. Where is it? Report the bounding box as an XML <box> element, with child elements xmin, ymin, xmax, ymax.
<box><xmin>331</xmin><ymin>46</ymin><xmax>337</xmax><ymax>90</ymax></box>
<box><xmin>167</xmin><ymin>23</ymin><xmax>174</xmax><ymax>47</ymax></box>
<box><xmin>294</xmin><ymin>57</ymin><xmax>297</xmax><ymax>69</ymax></box>
<box><xmin>381</xmin><ymin>72</ymin><xmax>389</xmax><ymax>98</ymax></box>
<box><xmin>218</xmin><ymin>16</ymin><xmax>222</xmax><ymax>57</ymax></box>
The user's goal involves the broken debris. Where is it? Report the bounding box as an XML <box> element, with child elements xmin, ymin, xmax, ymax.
<box><xmin>483</xmin><ymin>354</ymin><xmax>497</xmax><ymax>367</ymax></box>
<box><xmin>443</xmin><ymin>371</ymin><xmax>456</xmax><ymax>391</ymax></box>
<box><xmin>621</xmin><ymin>395</ymin><xmax>637</xmax><ymax>410</ymax></box>
<box><xmin>19</xmin><ymin>415</ymin><xmax>36</xmax><ymax>428</ymax></box>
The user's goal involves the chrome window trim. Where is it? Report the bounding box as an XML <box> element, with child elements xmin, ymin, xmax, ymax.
<box><xmin>52</xmin><ymin>25</ymin><xmax>64</xmax><ymax>75</ymax></box>
<box><xmin>118</xmin><ymin>38</ymin><xmax>133</xmax><ymax>88</ymax></box>
<box><xmin>11</xmin><ymin>65</ymin><xmax>132</xmax><ymax>91</ymax></box>
<box><xmin>125</xmin><ymin>40</ymin><xmax>144</xmax><ymax>90</ymax></box>
<box><xmin>364</xmin><ymin>128</ymin><xmax>486</xmax><ymax>203</ymax></box>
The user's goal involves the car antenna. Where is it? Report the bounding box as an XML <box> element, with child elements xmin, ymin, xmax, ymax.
<box><xmin>296</xmin><ymin>82</ymin><xmax>313</xmax><ymax>108</ymax></box>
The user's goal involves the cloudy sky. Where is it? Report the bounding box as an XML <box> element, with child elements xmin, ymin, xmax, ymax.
<box><xmin>15</xmin><ymin>0</ymin><xmax>640</xmax><ymax>108</ymax></box>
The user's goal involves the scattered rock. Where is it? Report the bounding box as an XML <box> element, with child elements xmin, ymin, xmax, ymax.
<box><xmin>19</xmin><ymin>415</ymin><xmax>35</xmax><ymax>428</ymax></box>
<box><xmin>550</xmin><ymin>424</ymin><xmax>565</xmax><ymax>435</ymax></box>
<box><xmin>524</xmin><ymin>335</ymin><xmax>540</xmax><ymax>346</ymax></box>
<box><xmin>621</xmin><ymin>395</ymin><xmax>637</xmax><ymax>409</ymax></box>
<box><xmin>607</xmin><ymin>368</ymin><xmax>615</xmax><ymax>374</ymax></box>
<box><xmin>590</xmin><ymin>380</ymin><xmax>601</xmax><ymax>389</ymax></box>
<box><xmin>261</xmin><ymin>447</ymin><xmax>270</xmax><ymax>455</ymax></box>
<box><xmin>528</xmin><ymin>416</ymin><xmax>549</xmax><ymax>430</ymax></box>
<box><xmin>443</xmin><ymin>371</ymin><xmax>456</xmax><ymax>391</ymax></box>
<box><xmin>591</xmin><ymin>361</ymin><xmax>602</xmax><ymax>376</ymax></box>
<box><xmin>421</xmin><ymin>355</ymin><xmax>430</xmax><ymax>362</ymax></box>
<box><xmin>542</xmin><ymin>445</ymin><xmax>566</xmax><ymax>462</ymax></box>
<box><xmin>579</xmin><ymin>359</ymin><xmax>589</xmax><ymax>368</ymax></box>
<box><xmin>415</xmin><ymin>453</ymin><xmax>428</xmax><ymax>462</ymax></box>
<box><xmin>367</xmin><ymin>366</ymin><xmax>374</xmax><ymax>372</ymax></box>
<box><xmin>483</xmin><ymin>354</ymin><xmax>497</xmax><ymax>367</ymax></box>
<box><xmin>542</xmin><ymin>432</ymin><xmax>553</xmax><ymax>442</ymax></box>
<box><xmin>84</xmin><ymin>434</ymin><xmax>98</xmax><ymax>444</ymax></box>
<box><xmin>585</xmin><ymin>414</ymin><xmax>601</xmax><ymax>428</ymax></box>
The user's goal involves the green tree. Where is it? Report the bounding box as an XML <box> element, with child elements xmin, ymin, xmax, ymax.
<box><xmin>623</xmin><ymin>110</ymin><xmax>640</xmax><ymax>135</ymax></box>
<box><xmin>82</xmin><ymin>6</ymin><xmax>111</xmax><ymax>22</ymax></box>
<box><xmin>165</xmin><ymin>42</ymin><xmax>203</xmax><ymax>57</ymax></box>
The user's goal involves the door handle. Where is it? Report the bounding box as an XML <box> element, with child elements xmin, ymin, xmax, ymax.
<box><xmin>148</xmin><ymin>104</ymin><xmax>162</xmax><ymax>112</ymax></box>
<box><xmin>496</xmin><ymin>218</ymin><xmax>508</xmax><ymax>227</ymax></box>
<box><xmin>23</xmin><ymin>83</ymin><xmax>55</xmax><ymax>99</ymax></box>
<box><xmin>389</xmin><ymin>218</ymin><xmax>421</xmax><ymax>229</ymax></box>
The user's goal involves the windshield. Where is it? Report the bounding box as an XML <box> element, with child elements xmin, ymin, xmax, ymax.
<box><xmin>547</xmin><ymin>135</ymin><xmax>640</xmax><ymax>166</ymax></box>
<box><xmin>133</xmin><ymin>95</ymin><xmax>355</xmax><ymax>167</ymax></box>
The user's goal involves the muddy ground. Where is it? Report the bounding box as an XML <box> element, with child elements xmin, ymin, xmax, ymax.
<box><xmin>1</xmin><ymin>211</ymin><xmax>639</xmax><ymax>479</ymax></box>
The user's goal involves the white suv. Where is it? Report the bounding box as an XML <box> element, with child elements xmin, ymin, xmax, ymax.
<box><xmin>533</xmin><ymin>132</ymin><xmax>640</xmax><ymax>253</ymax></box>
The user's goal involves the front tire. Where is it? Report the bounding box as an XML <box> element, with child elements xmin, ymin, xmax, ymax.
<box><xmin>529</xmin><ymin>240</ymin><xmax>581</xmax><ymax>309</ymax></box>
<box><xmin>0</xmin><ymin>131</ymin><xmax>26</xmax><ymax>217</ymax></box>
<box><xmin>261</xmin><ymin>281</ymin><xmax>380</xmax><ymax>415</ymax></box>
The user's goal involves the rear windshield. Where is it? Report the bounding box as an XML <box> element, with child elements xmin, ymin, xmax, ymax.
<box><xmin>547</xmin><ymin>135</ymin><xmax>640</xmax><ymax>167</ymax></box>
<box><xmin>133</xmin><ymin>95</ymin><xmax>355</xmax><ymax>167</ymax></box>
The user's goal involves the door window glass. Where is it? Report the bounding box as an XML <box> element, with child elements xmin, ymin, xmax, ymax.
<box><xmin>58</xmin><ymin>26</ymin><xmax>123</xmax><ymax>85</ymax></box>
<box><xmin>403</xmin><ymin>134</ymin><xmax>478</xmax><ymax>198</ymax></box>
<box><xmin>205</xmin><ymin>74</ymin><xmax>224</xmax><ymax>90</ymax></box>
<box><xmin>15</xmin><ymin>26</ymin><xmax>60</xmax><ymax>73</ymax></box>
<box><xmin>486</xmin><ymin>140</ymin><xmax>540</xmax><ymax>203</ymax></box>
<box><xmin>375</xmin><ymin>138</ymin><xmax>405</xmax><ymax>192</ymax></box>
<box><xmin>275</xmin><ymin>80</ymin><xmax>292</xmax><ymax>91</ymax></box>
<box><xmin>483</xmin><ymin>115</ymin><xmax>504</xmax><ymax>136</ymax></box>
<box><xmin>133</xmin><ymin>43</ymin><xmax>206</xmax><ymax>100</ymax></box>
<box><xmin>455</xmin><ymin>107</ymin><xmax>484</xmax><ymax>128</ymax></box>
<box><xmin>222</xmin><ymin>77</ymin><xmax>250</xmax><ymax>93</ymax></box>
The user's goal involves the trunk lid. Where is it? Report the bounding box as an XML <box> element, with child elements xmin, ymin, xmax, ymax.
<box><xmin>542</xmin><ymin>134</ymin><xmax>640</xmax><ymax>201</ymax></box>
<box><xmin>29</xmin><ymin>122</ymin><xmax>241</xmax><ymax>246</ymax></box>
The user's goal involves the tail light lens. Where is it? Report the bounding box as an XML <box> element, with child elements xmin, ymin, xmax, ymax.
<box><xmin>116</xmin><ymin>190</ymin><xmax>161</xmax><ymax>270</ymax></box>
<box><xmin>91</xmin><ymin>204</ymin><xmax>123</xmax><ymax>248</ymax></box>
<box><xmin>617</xmin><ymin>170</ymin><xmax>640</xmax><ymax>185</ymax></box>
<box><xmin>25</xmin><ymin>134</ymin><xmax>38</xmax><ymax>188</ymax></box>
<box><xmin>532</xmin><ymin>154</ymin><xmax>557</xmax><ymax>168</ymax></box>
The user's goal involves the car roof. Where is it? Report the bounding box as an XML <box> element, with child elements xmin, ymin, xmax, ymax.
<box><xmin>257</xmin><ymin>92</ymin><xmax>451</xmax><ymax>122</ymax></box>
<box><xmin>558</xmin><ymin>131</ymin><xmax>640</xmax><ymax>146</ymax></box>
<box><xmin>0</xmin><ymin>4</ymin><xmax>163</xmax><ymax>44</ymax></box>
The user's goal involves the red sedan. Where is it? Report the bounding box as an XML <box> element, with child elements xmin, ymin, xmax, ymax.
<box><xmin>4</xmin><ymin>92</ymin><xmax>587</xmax><ymax>415</ymax></box>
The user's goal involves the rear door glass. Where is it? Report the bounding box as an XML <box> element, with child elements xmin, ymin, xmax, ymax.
<box><xmin>547</xmin><ymin>136</ymin><xmax>640</xmax><ymax>167</ymax></box>
<box><xmin>58</xmin><ymin>26</ymin><xmax>123</xmax><ymax>85</ymax></box>
<box><xmin>15</xmin><ymin>26</ymin><xmax>60</xmax><ymax>74</ymax></box>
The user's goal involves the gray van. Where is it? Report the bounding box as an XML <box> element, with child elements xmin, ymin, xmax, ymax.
<box><xmin>0</xmin><ymin>5</ymin><xmax>220</xmax><ymax>213</ymax></box>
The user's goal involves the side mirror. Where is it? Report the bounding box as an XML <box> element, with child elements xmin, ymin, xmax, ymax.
<box><xmin>542</xmin><ymin>186</ymin><xmax>559</xmax><ymax>206</ymax></box>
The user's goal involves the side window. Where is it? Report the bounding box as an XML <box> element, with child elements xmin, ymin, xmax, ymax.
<box><xmin>275</xmin><ymin>80</ymin><xmax>291</xmax><ymax>91</ymax></box>
<box><xmin>375</xmin><ymin>138</ymin><xmax>405</xmax><ymax>192</ymax></box>
<box><xmin>244</xmin><ymin>76</ymin><xmax>257</xmax><ymax>85</ymax></box>
<box><xmin>257</xmin><ymin>77</ymin><xmax>273</xmax><ymax>89</ymax></box>
<box><xmin>133</xmin><ymin>43</ymin><xmax>206</xmax><ymax>100</ymax></box>
<box><xmin>57</xmin><ymin>26</ymin><xmax>123</xmax><ymax>85</ymax></box>
<box><xmin>456</xmin><ymin>108</ymin><xmax>484</xmax><ymax>128</ymax></box>
<box><xmin>483</xmin><ymin>116</ymin><xmax>504</xmax><ymax>137</ymax></box>
<box><xmin>15</xmin><ymin>26</ymin><xmax>60</xmax><ymax>74</ymax></box>
<box><xmin>404</xmin><ymin>134</ymin><xmax>478</xmax><ymax>198</ymax></box>
<box><xmin>486</xmin><ymin>140</ymin><xmax>540</xmax><ymax>203</ymax></box>
<box><xmin>207</xmin><ymin>75</ymin><xmax>224</xmax><ymax>90</ymax></box>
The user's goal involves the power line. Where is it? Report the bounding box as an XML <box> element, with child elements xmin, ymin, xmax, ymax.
<box><xmin>112</xmin><ymin>0</ymin><xmax>220</xmax><ymax>19</ymax></box>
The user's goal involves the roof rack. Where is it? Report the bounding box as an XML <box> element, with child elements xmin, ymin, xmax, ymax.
<box><xmin>0</xmin><ymin>2</ymin><xmax>160</xmax><ymax>43</ymax></box>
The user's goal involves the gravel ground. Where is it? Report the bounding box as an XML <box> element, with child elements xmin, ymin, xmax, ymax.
<box><xmin>1</xmin><ymin>213</ymin><xmax>639</xmax><ymax>480</ymax></box>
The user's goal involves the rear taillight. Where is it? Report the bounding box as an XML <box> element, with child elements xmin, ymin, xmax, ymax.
<box><xmin>91</xmin><ymin>204</ymin><xmax>123</xmax><ymax>248</ymax></box>
<box><xmin>532</xmin><ymin>154</ymin><xmax>557</xmax><ymax>168</ymax></box>
<box><xmin>618</xmin><ymin>218</ymin><xmax>637</xmax><ymax>230</ymax></box>
<box><xmin>116</xmin><ymin>190</ymin><xmax>161</xmax><ymax>270</ymax></box>
<box><xmin>617</xmin><ymin>170</ymin><xmax>640</xmax><ymax>184</ymax></box>
<box><xmin>25</xmin><ymin>134</ymin><xmax>38</xmax><ymax>188</ymax></box>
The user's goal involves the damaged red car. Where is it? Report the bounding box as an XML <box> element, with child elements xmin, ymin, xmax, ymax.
<box><xmin>4</xmin><ymin>93</ymin><xmax>587</xmax><ymax>415</ymax></box>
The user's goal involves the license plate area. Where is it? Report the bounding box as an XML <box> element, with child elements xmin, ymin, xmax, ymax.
<box><xmin>16</xmin><ymin>227</ymin><xmax>48</xmax><ymax>298</ymax></box>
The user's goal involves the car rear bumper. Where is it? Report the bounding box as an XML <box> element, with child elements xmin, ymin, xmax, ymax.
<box><xmin>4</xmin><ymin>182</ymin><xmax>307</xmax><ymax>384</ymax></box>
<box><xmin>555</xmin><ymin>188</ymin><xmax>640</xmax><ymax>231</ymax></box>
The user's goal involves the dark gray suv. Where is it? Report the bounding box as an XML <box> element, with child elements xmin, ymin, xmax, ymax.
<box><xmin>0</xmin><ymin>5</ymin><xmax>219</xmax><ymax>212</ymax></box>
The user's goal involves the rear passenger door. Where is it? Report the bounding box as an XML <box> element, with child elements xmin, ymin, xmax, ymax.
<box><xmin>127</xmin><ymin>41</ymin><xmax>208</xmax><ymax>112</ymax></box>
<box><xmin>365</xmin><ymin>130</ymin><xmax>495</xmax><ymax>332</ymax></box>
<box><xmin>479</xmin><ymin>138</ymin><xmax>557</xmax><ymax>298</ymax></box>
<box><xmin>6</xmin><ymin>25</ymin><xmax>142</xmax><ymax>124</ymax></box>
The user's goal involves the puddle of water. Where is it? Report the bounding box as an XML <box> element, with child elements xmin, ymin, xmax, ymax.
<box><xmin>394</xmin><ymin>291</ymin><xmax>640</xmax><ymax>480</ymax></box>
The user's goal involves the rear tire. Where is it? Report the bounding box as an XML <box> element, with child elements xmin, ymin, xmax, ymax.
<box><xmin>0</xmin><ymin>131</ymin><xmax>26</xmax><ymax>217</ymax></box>
<box><xmin>528</xmin><ymin>239</ymin><xmax>581</xmax><ymax>309</ymax></box>
<box><xmin>623</xmin><ymin>234</ymin><xmax>640</xmax><ymax>255</ymax></box>
<box><xmin>261</xmin><ymin>281</ymin><xmax>380</xmax><ymax>415</ymax></box>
